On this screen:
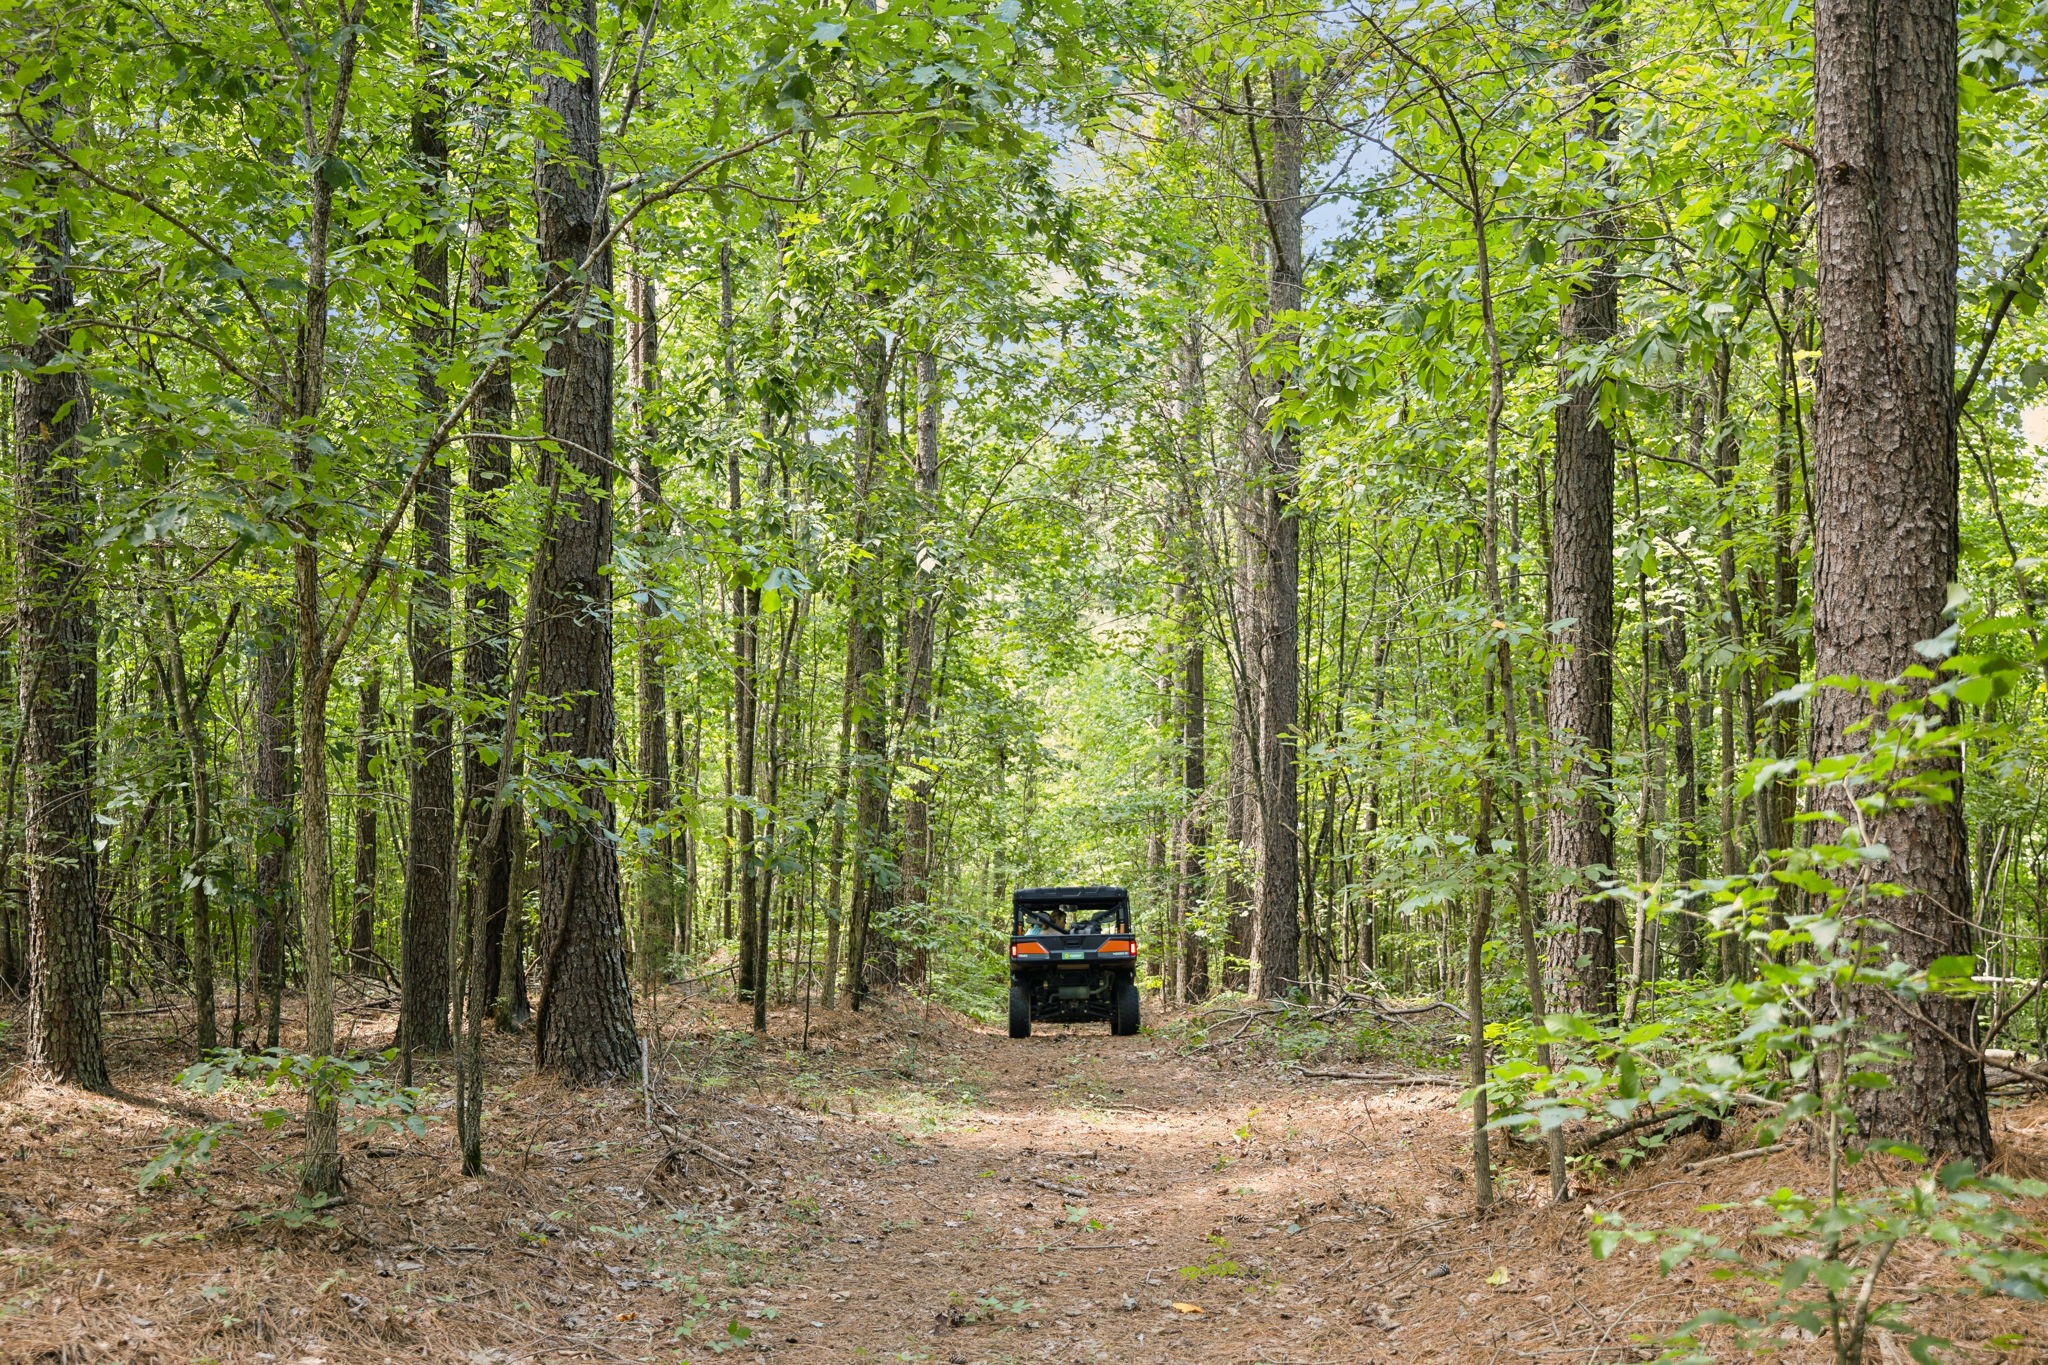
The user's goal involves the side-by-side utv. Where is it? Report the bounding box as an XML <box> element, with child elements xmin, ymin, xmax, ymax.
<box><xmin>1007</xmin><ymin>886</ymin><xmax>1140</xmax><ymax>1038</ymax></box>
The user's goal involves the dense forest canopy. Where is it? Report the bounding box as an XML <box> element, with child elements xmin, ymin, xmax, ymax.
<box><xmin>9</xmin><ymin>0</ymin><xmax>2048</xmax><ymax>1319</ymax></box>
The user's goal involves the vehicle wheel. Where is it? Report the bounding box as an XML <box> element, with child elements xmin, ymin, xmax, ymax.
<box><xmin>1112</xmin><ymin>977</ymin><xmax>1140</xmax><ymax>1036</ymax></box>
<box><xmin>1009</xmin><ymin>982</ymin><xmax>1032</xmax><ymax>1039</ymax></box>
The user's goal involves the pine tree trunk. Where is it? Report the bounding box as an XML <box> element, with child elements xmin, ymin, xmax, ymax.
<box><xmin>350</xmin><ymin>674</ymin><xmax>380</xmax><ymax>974</ymax></box>
<box><xmin>15</xmin><ymin>84</ymin><xmax>105</xmax><ymax>1088</ymax></box>
<box><xmin>846</xmin><ymin>328</ymin><xmax>892</xmax><ymax>1007</ymax></box>
<box><xmin>1249</xmin><ymin>63</ymin><xmax>1304</xmax><ymax>999</ymax></box>
<box><xmin>730</xmin><ymin>263</ymin><xmax>762</xmax><ymax>1003</ymax></box>
<box><xmin>529</xmin><ymin>0</ymin><xmax>638</xmax><ymax>1079</ymax></box>
<box><xmin>1544</xmin><ymin>0</ymin><xmax>1620</xmax><ymax>1017</ymax></box>
<box><xmin>463</xmin><ymin>204</ymin><xmax>519</xmax><ymax>1023</ymax></box>
<box><xmin>1812</xmin><ymin>0</ymin><xmax>1990</xmax><ymax>1160</ymax></box>
<box><xmin>628</xmin><ymin>269</ymin><xmax>673</xmax><ymax>987</ymax></box>
<box><xmin>399</xmin><ymin>22</ymin><xmax>454</xmax><ymax>1051</ymax></box>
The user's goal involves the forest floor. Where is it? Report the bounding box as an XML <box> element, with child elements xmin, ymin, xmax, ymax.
<box><xmin>2</xmin><ymin>985</ymin><xmax>2046</xmax><ymax>1364</ymax></box>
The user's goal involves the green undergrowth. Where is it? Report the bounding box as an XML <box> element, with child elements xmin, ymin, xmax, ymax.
<box><xmin>1162</xmin><ymin>990</ymin><xmax>1466</xmax><ymax>1074</ymax></box>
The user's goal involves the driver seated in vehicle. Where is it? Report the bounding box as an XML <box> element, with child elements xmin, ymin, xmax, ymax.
<box><xmin>1027</xmin><ymin>909</ymin><xmax>1068</xmax><ymax>935</ymax></box>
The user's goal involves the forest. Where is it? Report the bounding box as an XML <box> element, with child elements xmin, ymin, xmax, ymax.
<box><xmin>5</xmin><ymin>0</ymin><xmax>2048</xmax><ymax>1359</ymax></box>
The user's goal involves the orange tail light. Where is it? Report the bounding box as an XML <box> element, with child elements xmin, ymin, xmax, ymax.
<box><xmin>1098</xmin><ymin>939</ymin><xmax>1135</xmax><ymax>955</ymax></box>
<box><xmin>1011</xmin><ymin>941</ymin><xmax>1048</xmax><ymax>956</ymax></box>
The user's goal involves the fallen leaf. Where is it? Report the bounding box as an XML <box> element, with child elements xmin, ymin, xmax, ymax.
<box><xmin>1171</xmin><ymin>1302</ymin><xmax>1204</xmax><ymax>1315</ymax></box>
<box><xmin>1485</xmin><ymin>1267</ymin><xmax>1509</xmax><ymax>1286</ymax></box>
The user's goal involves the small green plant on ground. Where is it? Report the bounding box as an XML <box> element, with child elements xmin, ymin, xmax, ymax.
<box><xmin>139</xmin><ymin>1047</ymin><xmax>428</xmax><ymax>1212</ymax></box>
<box><xmin>1179</xmin><ymin>1233</ymin><xmax>1245</xmax><ymax>1279</ymax></box>
<box><xmin>1498</xmin><ymin>656</ymin><xmax>2048</xmax><ymax>1364</ymax></box>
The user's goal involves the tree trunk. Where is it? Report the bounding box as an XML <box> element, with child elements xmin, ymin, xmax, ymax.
<box><xmin>351</xmin><ymin>674</ymin><xmax>381</xmax><ymax>975</ymax></box>
<box><xmin>735</xmin><ymin>577</ymin><xmax>760</xmax><ymax>1008</ymax></box>
<box><xmin>628</xmin><ymin>268</ymin><xmax>673</xmax><ymax>988</ymax></box>
<box><xmin>15</xmin><ymin>83</ymin><xmax>105</xmax><ymax>1088</ymax></box>
<box><xmin>897</xmin><ymin>348</ymin><xmax>942</xmax><ymax>983</ymax></box>
<box><xmin>1467</xmin><ymin>712</ymin><xmax>1496</xmax><ymax>1212</ymax></box>
<box><xmin>399</xmin><ymin>20</ymin><xmax>454</xmax><ymax>1052</ymax></box>
<box><xmin>529</xmin><ymin>0</ymin><xmax>638</xmax><ymax>1079</ymax></box>
<box><xmin>1763</xmin><ymin>318</ymin><xmax>1805</xmax><ymax>865</ymax></box>
<box><xmin>846</xmin><ymin>326</ymin><xmax>893</xmax><ymax>1007</ymax></box>
<box><xmin>1660</xmin><ymin>617</ymin><xmax>1702</xmax><ymax>977</ymax></box>
<box><xmin>1812</xmin><ymin>0</ymin><xmax>1990</xmax><ymax>1160</ymax></box>
<box><xmin>251</xmin><ymin>609</ymin><xmax>295</xmax><ymax>1049</ymax></box>
<box><xmin>674</xmin><ymin>712</ymin><xmax>698</xmax><ymax>961</ymax></box>
<box><xmin>463</xmin><ymin>202</ymin><xmax>520</xmax><ymax>1024</ymax></box>
<box><xmin>1225</xmin><ymin>589</ymin><xmax>1256</xmax><ymax>994</ymax></box>
<box><xmin>1544</xmin><ymin>0</ymin><xmax>1620</xmax><ymax>1017</ymax></box>
<box><xmin>159</xmin><ymin>598</ymin><xmax>221</xmax><ymax>1050</ymax></box>
<box><xmin>1177</xmin><ymin>580</ymin><xmax>1209</xmax><ymax>1003</ymax></box>
<box><xmin>1174</xmin><ymin>318</ymin><xmax>1210</xmax><ymax>1002</ymax></box>
<box><xmin>1249</xmin><ymin>63</ymin><xmax>1304</xmax><ymax>1000</ymax></box>
<box><xmin>0</xmin><ymin>645</ymin><xmax>20</xmax><ymax>995</ymax></box>
<box><xmin>1707</xmin><ymin>358</ymin><xmax>1747</xmax><ymax>981</ymax></box>
<box><xmin>283</xmin><ymin>23</ymin><xmax>362</xmax><ymax>1190</ymax></box>
<box><xmin>821</xmin><ymin>658</ymin><xmax>852</xmax><ymax>1010</ymax></box>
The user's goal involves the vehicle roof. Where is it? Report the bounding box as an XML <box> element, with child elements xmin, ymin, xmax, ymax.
<box><xmin>1011</xmin><ymin>885</ymin><xmax>1128</xmax><ymax>906</ymax></box>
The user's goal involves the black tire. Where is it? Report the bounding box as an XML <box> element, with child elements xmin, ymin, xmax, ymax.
<box><xmin>1112</xmin><ymin>976</ymin><xmax>1140</xmax><ymax>1036</ymax></box>
<box><xmin>1008</xmin><ymin>981</ymin><xmax>1032</xmax><ymax>1038</ymax></box>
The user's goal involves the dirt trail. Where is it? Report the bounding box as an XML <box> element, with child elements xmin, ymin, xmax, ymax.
<box><xmin>768</xmin><ymin>1020</ymin><xmax>1476</xmax><ymax>1364</ymax></box>
<box><xmin>4</xmin><ymin>996</ymin><xmax>2044</xmax><ymax>1364</ymax></box>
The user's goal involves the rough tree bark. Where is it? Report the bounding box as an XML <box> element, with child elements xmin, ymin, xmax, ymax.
<box><xmin>1249</xmin><ymin>63</ymin><xmax>1304</xmax><ymax>998</ymax></box>
<box><xmin>718</xmin><ymin>243</ymin><xmax>764</xmax><ymax>1007</ymax></box>
<box><xmin>350</xmin><ymin>673</ymin><xmax>380</xmax><ymax>975</ymax></box>
<box><xmin>399</xmin><ymin>10</ymin><xmax>454</xmax><ymax>1052</ymax></box>
<box><xmin>529</xmin><ymin>0</ymin><xmax>638</xmax><ymax>1079</ymax></box>
<box><xmin>14</xmin><ymin>78</ymin><xmax>105</xmax><ymax>1089</ymax></box>
<box><xmin>462</xmin><ymin>202</ymin><xmax>520</xmax><ymax>1024</ymax></box>
<box><xmin>1544</xmin><ymin>0</ymin><xmax>1620</xmax><ymax>1017</ymax></box>
<box><xmin>1812</xmin><ymin>0</ymin><xmax>1990</xmax><ymax>1159</ymax></box>
<box><xmin>1225</xmin><ymin>490</ymin><xmax>1259</xmax><ymax>994</ymax></box>
<box><xmin>845</xmin><ymin>326</ymin><xmax>892</xmax><ymax>1006</ymax></box>
<box><xmin>627</xmin><ymin>268</ymin><xmax>673</xmax><ymax>988</ymax></box>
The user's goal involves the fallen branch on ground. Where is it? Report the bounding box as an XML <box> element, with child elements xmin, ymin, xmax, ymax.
<box><xmin>1300</xmin><ymin>1070</ymin><xmax>1460</xmax><ymax>1086</ymax></box>
<box><xmin>1570</xmin><ymin>1109</ymin><xmax>1723</xmax><ymax>1156</ymax></box>
<box><xmin>1684</xmin><ymin>1142</ymin><xmax>1787</xmax><ymax>1173</ymax></box>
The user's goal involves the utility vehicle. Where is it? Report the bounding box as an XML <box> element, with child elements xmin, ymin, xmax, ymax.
<box><xmin>1007</xmin><ymin>886</ymin><xmax>1140</xmax><ymax>1038</ymax></box>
